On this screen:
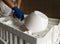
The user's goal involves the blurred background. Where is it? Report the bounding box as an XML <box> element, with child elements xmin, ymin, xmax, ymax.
<box><xmin>21</xmin><ymin>0</ymin><xmax>60</xmax><ymax>19</ymax></box>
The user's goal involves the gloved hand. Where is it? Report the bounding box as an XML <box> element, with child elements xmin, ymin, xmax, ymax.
<box><xmin>12</xmin><ymin>6</ymin><xmax>24</xmax><ymax>21</ymax></box>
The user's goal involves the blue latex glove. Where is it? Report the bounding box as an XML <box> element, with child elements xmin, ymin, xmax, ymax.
<box><xmin>12</xmin><ymin>6</ymin><xmax>24</xmax><ymax>21</ymax></box>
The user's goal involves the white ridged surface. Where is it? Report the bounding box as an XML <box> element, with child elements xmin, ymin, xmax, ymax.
<box><xmin>0</xmin><ymin>15</ymin><xmax>60</xmax><ymax>44</ymax></box>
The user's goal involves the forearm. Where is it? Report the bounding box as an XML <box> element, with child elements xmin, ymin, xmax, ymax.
<box><xmin>17</xmin><ymin>0</ymin><xmax>22</xmax><ymax>8</ymax></box>
<box><xmin>3</xmin><ymin>0</ymin><xmax>15</xmax><ymax>8</ymax></box>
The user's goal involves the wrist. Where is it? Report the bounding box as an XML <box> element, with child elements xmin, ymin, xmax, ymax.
<box><xmin>17</xmin><ymin>6</ymin><xmax>20</xmax><ymax>9</ymax></box>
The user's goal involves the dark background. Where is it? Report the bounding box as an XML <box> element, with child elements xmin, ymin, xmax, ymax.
<box><xmin>21</xmin><ymin>0</ymin><xmax>60</xmax><ymax>19</ymax></box>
